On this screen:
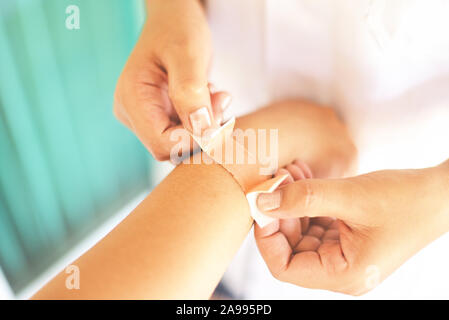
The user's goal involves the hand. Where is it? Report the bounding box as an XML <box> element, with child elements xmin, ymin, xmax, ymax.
<box><xmin>114</xmin><ymin>0</ymin><xmax>231</xmax><ymax>160</ymax></box>
<box><xmin>254</xmin><ymin>159</ymin><xmax>449</xmax><ymax>295</ymax></box>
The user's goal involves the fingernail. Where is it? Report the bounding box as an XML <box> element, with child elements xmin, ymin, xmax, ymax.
<box><xmin>221</xmin><ymin>95</ymin><xmax>232</xmax><ymax>111</ymax></box>
<box><xmin>189</xmin><ymin>107</ymin><xmax>211</xmax><ymax>134</ymax></box>
<box><xmin>257</xmin><ymin>190</ymin><xmax>282</xmax><ymax>211</ymax></box>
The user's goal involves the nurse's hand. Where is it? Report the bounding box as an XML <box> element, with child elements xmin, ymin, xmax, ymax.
<box><xmin>254</xmin><ymin>159</ymin><xmax>449</xmax><ymax>295</ymax></box>
<box><xmin>114</xmin><ymin>0</ymin><xmax>229</xmax><ymax>160</ymax></box>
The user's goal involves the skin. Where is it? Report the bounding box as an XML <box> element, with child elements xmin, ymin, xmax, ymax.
<box><xmin>114</xmin><ymin>0</ymin><xmax>216</xmax><ymax>160</ymax></box>
<box><xmin>113</xmin><ymin>0</ymin><xmax>447</xmax><ymax>297</ymax></box>
<box><xmin>255</xmin><ymin>158</ymin><xmax>449</xmax><ymax>295</ymax></box>
<box><xmin>33</xmin><ymin>100</ymin><xmax>355</xmax><ymax>299</ymax></box>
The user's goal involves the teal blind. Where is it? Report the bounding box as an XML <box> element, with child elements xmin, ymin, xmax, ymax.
<box><xmin>0</xmin><ymin>0</ymin><xmax>152</xmax><ymax>294</ymax></box>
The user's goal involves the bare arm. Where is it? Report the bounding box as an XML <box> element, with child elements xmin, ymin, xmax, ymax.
<box><xmin>33</xmin><ymin>101</ymin><xmax>356</xmax><ymax>299</ymax></box>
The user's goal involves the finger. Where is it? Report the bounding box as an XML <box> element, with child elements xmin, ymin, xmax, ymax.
<box><xmin>286</xmin><ymin>164</ymin><xmax>306</xmax><ymax>181</ymax></box>
<box><xmin>293</xmin><ymin>159</ymin><xmax>314</xmax><ymax>179</ymax></box>
<box><xmin>306</xmin><ymin>225</ymin><xmax>325</xmax><ymax>239</ymax></box>
<box><xmin>329</xmin><ymin>219</ymin><xmax>340</xmax><ymax>229</ymax></box>
<box><xmin>165</xmin><ymin>56</ymin><xmax>214</xmax><ymax>133</ymax></box>
<box><xmin>254</xmin><ymin>222</ymin><xmax>293</xmax><ymax>279</ymax></box>
<box><xmin>210</xmin><ymin>91</ymin><xmax>232</xmax><ymax>125</ymax></box>
<box><xmin>256</xmin><ymin>178</ymin><xmax>361</xmax><ymax>222</ymax></box>
<box><xmin>162</xmin><ymin>124</ymin><xmax>199</xmax><ymax>163</ymax></box>
<box><xmin>322</xmin><ymin>229</ymin><xmax>340</xmax><ymax>242</ymax></box>
<box><xmin>293</xmin><ymin>235</ymin><xmax>321</xmax><ymax>252</ymax></box>
<box><xmin>288</xmin><ymin>162</ymin><xmax>312</xmax><ymax>234</ymax></box>
<box><xmin>311</xmin><ymin>217</ymin><xmax>336</xmax><ymax>228</ymax></box>
<box><xmin>301</xmin><ymin>217</ymin><xmax>310</xmax><ymax>234</ymax></box>
<box><xmin>257</xmin><ymin>221</ymin><xmax>348</xmax><ymax>290</ymax></box>
<box><xmin>254</xmin><ymin>219</ymin><xmax>280</xmax><ymax>238</ymax></box>
<box><xmin>286</xmin><ymin>242</ymin><xmax>348</xmax><ymax>290</ymax></box>
<box><xmin>165</xmin><ymin>91</ymin><xmax>230</xmax><ymax>158</ymax></box>
<box><xmin>123</xmin><ymin>82</ymin><xmax>195</xmax><ymax>161</ymax></box>
<box><xmin>279</xmin><ymin>218</ymin><xmax>303</xmax><ymax>248</ymax></box>
<box><xmin>275</xmin><ymin>168</ymin><xmax>302</xmax><ymax>247</ymax></box>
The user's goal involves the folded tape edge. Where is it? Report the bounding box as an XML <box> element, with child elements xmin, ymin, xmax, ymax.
<box><xmin>246</xmin><ymin>174</ymin><xmax>289</xmax><ymax>227</ymax></box>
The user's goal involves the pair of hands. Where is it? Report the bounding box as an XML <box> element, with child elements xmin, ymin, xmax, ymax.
<box><xmin>114</xmin><ymin>0</ymin><xmax>449</xmax><ymax>296</ymax></box>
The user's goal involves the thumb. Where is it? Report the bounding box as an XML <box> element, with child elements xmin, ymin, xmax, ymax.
<box><xmin>166</xmin><ymin>57</ymin><xmax>217</xmax><ymax>134</ymax></box>
<box><xmin>256</xmin><ymin>178</ymin><xmax>361</xmax><ymax>222</ymax></box>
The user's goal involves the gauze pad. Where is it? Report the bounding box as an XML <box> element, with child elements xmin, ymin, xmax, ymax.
<box><xmin>190</xmin><ymin>118</ymin><xmax>287</xmax><ymax>227</ymax></box>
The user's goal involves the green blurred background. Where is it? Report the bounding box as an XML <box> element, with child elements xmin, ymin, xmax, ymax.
<box><xmin>0</xmin><ymin>0</ymin><xmax>153</xmax><ymax>295</ymax></box>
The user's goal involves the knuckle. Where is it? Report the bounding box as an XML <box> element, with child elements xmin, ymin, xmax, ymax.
<box><xmin>292</xmin><ymin>180</ymin><xmax>317</xmax><ymax>212</ymax></box>
<box><xmin>166</xmin><ymin>28</ymin><xmax>210</xmax><ymax>56</ymax></box>
<box><xmin>169</xmin><ymin>80</ymin><xmax>208</xmax><ymax>104</ymax></box>
<box><xmin>172</xmin><ymin>80</ymin><xmax>205</xmax><ymax>95</ymax></box>
<box><xmin>150</xmin><ymin>144</ymin><xmax>170</xmax><ymax>161</ymax></box>
<box><xmin>282</xmin><ymin>181</ymin><xmax>317</xmax><ymax>214</ymax></box>
<box><xmin>113</xmin><ymin>86</ymin><xmax>121</xmax><ymax>104</ymax></box>
<box><xmin>152</xmin><ymin>150</ymin><xmax>169</xmax><ymax>162</ymax></box>
<box><xmin>165</xmin><ymin>40</ymin><xmax>207</xmax><ymax>68</ymax></box>
<box><xmin>113</xmin><ymin>104</ymin><xmax>126</xmax><ymax>123</ymax></box>
<box><xmin>171</xmin><ymin>41</ymin><xmax>197</xmax><ymax>59</ymax></box>
<box><xmin>113</xmin><ymin>86</ymin><xmax>127</xmax><ymax>117</ymax></box>
<box><xmin>112</xmin><ymin>101</ymin><xmax>130</xmax><ymax>126</ymax></box>
<box><xmin>114</xmin><ymin>75</ymin><xmax>127</xmax><ymax>106</ymax></box>
<box><xmin>113</xmin><ymin>95</ymin><xmax>121</xmax><ymax>113</ymax></box>
<box><xmin>112</xmin><ymin>104</ymin><xmax>121</xmax><ymax>120</ymax></box>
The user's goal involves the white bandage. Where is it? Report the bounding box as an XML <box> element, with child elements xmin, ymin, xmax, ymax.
<box><xmin>190</xmin><ymin>118</ymin><xmax>287</xmax><ymax>227</ymax></box>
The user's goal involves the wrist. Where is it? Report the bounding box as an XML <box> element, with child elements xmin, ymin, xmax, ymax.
<box><xmin>189</xmin><ymin>138</ymin><xmax>271</xmax><ymax>193</ymax></box>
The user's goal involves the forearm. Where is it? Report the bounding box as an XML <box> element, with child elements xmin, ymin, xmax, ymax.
<box><xmin>34</xmin><ymin>161</ymin><xmax>249</xmax><ymax>299</ymax></box>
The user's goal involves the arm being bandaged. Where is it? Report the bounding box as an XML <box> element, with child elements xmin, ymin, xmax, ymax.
<box><xmin>190</xmin><ymin>117</ymin><xmax>287</xmax><ymax>227</ymax></box>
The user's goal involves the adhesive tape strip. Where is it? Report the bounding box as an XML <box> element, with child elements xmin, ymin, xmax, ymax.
<box><xmin>191</xmin><ymin>117</ymin><xmax>236</xmax><ymax>154</ymax></box>
<box><xmin>190</xmin><ymin>117</ymin><xmax>287</xmax><ymax>227</ymax></box>
<box><xmin>245</xmin><ymin>174</ymin><xmax>288</xmax><ymax>227</ymax></box>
